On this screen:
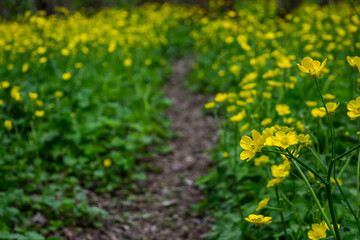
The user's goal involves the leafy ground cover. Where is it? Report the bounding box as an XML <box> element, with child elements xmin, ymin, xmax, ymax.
<box><xmin>0</xmin><ymin>4</ymin><xmax>202</xmax><ymax>239</ymax></box>
<box><xmin>187</xmin><ymin>0</ymin><xmax>360</xmax><ymax>239</ymax></box>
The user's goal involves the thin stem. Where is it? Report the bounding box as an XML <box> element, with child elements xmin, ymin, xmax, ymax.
<box><xmin>357</xmin><ymin>150</ymin><xmax>360</xmax><ymax>218</ymax></box>
<box><xmin>333</xmin><ymin>143</ymin><xmax>360</xmax><ymax>162</ymax></box>
<box><xmin>306</xmin><ymin>146</ymin><xmax>328</xmax><ymax>170</ymax></box>
<box><xmin>291</xmin><ymin>160</ymin><xmax>335</xmax><ymax>237</ymax></box>
<box><xmin>314</xmin><ymin>77</ymin><xmax>334</xmax><ymax>160</ymax></box>
<box><xmin>276</xmin><ymin>186</ymin><xmax>288</xmax><ymax>240</ymax></box>
<box><xmin>257</xmin><ymin>227</ymin><xmax>260</xmax><ymax>240</ymax></box>
<box><xmin>286</xmin><ymin>149</ymin><xmax>327</xmax><ymax>184</ymax></box>
<box><xmin>333</xmin><ymin>172</ymin><xmax>360</xmax><ymax>235</ymax></box>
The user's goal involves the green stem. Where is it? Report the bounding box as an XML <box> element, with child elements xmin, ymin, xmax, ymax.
<box><xmin>306</xmin><ymin>146</ymin><xmax>328</xmax><ymax>170</ymax></box>
<box><xmin>357</xmin><ymin>150</ymin><xmax>360</xmax><ymax>218</ymax></box>
<box><xmin>286</xmin><ymin>149</ymin><xmax>327</xmax><ymax>184</ymax></box>
<box><xmin>333</xmin><ymin>143</ymin><xmax>360</xmax><ymax>162</ymax></box>
<box><xmin>314</xmin><ymin>77</ymin><xmax>334</xmax><ymax>160</ymax></box>
<box><xmin>291</xmin><ymin>160</ymin><xmax>335</xmax><ymax>237</ymax></box>
<box><xmin>275</xmin><ymin>186</ymin><xmax>288</xmax><ymax>240</ymax></box>
<box><xmin>333</xmin><ymin>171</ymin><xmax>360</xmax><ymax>235</ymax></box>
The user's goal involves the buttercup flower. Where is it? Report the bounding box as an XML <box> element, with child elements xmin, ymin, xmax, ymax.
<box><xmin>320</xmin><ymin>102</ymin><xmax>339</xmax><ymax>115</ymax></box>
<box><xmin>35</xmin><ymin>110</ymin><xmax>45</xmax><ymax>118</ymax></box>
<box><xmin>240</xmin><ymin>130</ymin><xmax>264</xmax><ymax>161</ymax></box>
<box><xmin>311</xmin><ymin>108</ymin><xmax>326</xmax><ymax>118</ymax></box>
<box><xmin>103</xmin><ymin>158</ymin><xmax>112</xmax><ymax>167</ymax></box>
<box><xmin>245</xmin><ymin>214</ymin><xmax>272</xmax><ymax>227</ymax></box>
<box><xmin>204</xmin><ymin>102</ymin><xmax>215</xmax><ymax>109</ymax></box>
<box><xmin>265</xmin><ymin>131</ymin><xmax>298</xmax><ymax>149</ymax></box>
<box><xmin>276</xmin><ymin>104</ymin><xmax>291</xmax><ymax>116</ymax></box>
<box><xmin>297</xmin><ymin>57</ymin><xmax>327</xmax><ymax>77</ymax></box>
<box><xmin>347</xmin><ymin>96</ymin><xmax>360</xmax><ymax>119</ymax></box>
<box><xmin>256</xmin><ymin>198</ymin><xmax>270</xmax><ymax>211</ymax></box>
<box><xmin>347</xmin><ymin>56</ymin><xmax>360</xmax><ymax>71</ymax></box>
<box><xmin>308</xmin><ymin>223</ymin><xmax>327</xmax><ymax>240</ymax></box>
<box><xmin>62</xmin><ymin>72</ymin><xmax>72</xmax><ymax>81</ymax></box>
<box><xmin>4</xmin><ymin>120</ymin><xmax>12</xmax><ymax>131</ymax></box>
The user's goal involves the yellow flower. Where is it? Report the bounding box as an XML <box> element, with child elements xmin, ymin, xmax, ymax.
<box><xmin>245</xmin><ymin>214</ymin><xmax>272</xmax><ymax>227</ymax></box>
<box><xmin>35</xmin><ymin>110</ymin><xmax>45</xmax><ymax>118</ymax></box>
<box><xmin>239</xmin><ymin>123</ymin><xmax>250</xmax><ymax>133</ymax></box>
<box><xmin>37</xmin><ymin>46</ymin><xmax>47</xmax><ymax>55</ymax></box>
<box><xmin>39</xmin><ymin>57</ymin><xmax>47</xmax><ymax>64</ymax></box>
<box><xmin>330</xmin><ymin>176</ymin><xmax>342</xmax><ymax>186</ymax></box>
<box><xmin>0</xmin><ymin>99</ymin><xmax>3</xmax><ymax>105</ymax></box>
<box><xmin>123</xmin><ymin>58</ymin><xmax>132</xmax><ymax>67</ymax></box>
<box><xmin>261</xmin><ymin>118</ymin><xmax>272</xmax><ymax>126</ymax></box>
<box><xmin>347</xmin><ymin>56</ymin><xmax>360</xmax><ymax>72</ymax></box>
<box><xmin>230</xmin><ymin>109</ymin><xmax>246</xmax><ymax>122</ymax></box>
<box><xmin>226</xmin><ymin>105</ymin><xmax>237</xmax><ymax>112</ymax></box>
<box><xmin>222</xmin><ymin>152</ymin><xmax>229</xmax><ymax>158</ymax></box>
<box><xmin>1</xmin><ymin>81</ymin><xmax>10</xmax><ymax>88</ymax></box>
<box><xmin>256</xmin><ymin>198</ymin><xmax>270</xmax><ymax>211</ymax></box>
<box><xmin>308</xmin><ymin>223</ymin><xmax>327</xmax><ymax>240</ymax></box>
<box><xmin>214</xmin><ymin>93</ymin><xmax>227</xmax><ymax>102</ymax></box>
<box><xmin>54</xmin><ymin>91</ymin><xmax>64</xmax><ymax>98</ymax></box>
<box><xmin>4</xmin><ymin>120</ymin><xmax>12</xmax><ymax>131</ymax></box>
<box><xmin>75</xmin><ymin>62</ymin><xmax>83</xmax><ymax>69</ymax></box>
<box><xmin>347</xmin><ymin>96</ymin><xmax>360</xmax><ymax>119</ymax></box>
<box><xmin>229</xmin><ymin>64</ymin><xmax>241</xmax><ymax>75</ymax></box>
<box><xmin>266</xmin><ymin>178</ymin><xmax>283</xmax><ymax>187</ymax></box>
<box><xmin>265</xmin><ymin>131</ymin><xmax>298</xmax><ymax>149</ymax></box>
<box><xmin>297</xmin><ymin>134</ymin><xmax>312</xmax><ymax>146</ymax></box>
<box><xmin>323</xmin><ymin>93</ymin><xmax>335</xmax><ymax>100</ymax></box>
<box><xmin>306</xmin><ymin>101</ymin><xmax>317</xmax><ymax>107</ymax></box>
<box><xmin>61</xmin><ymin>48</ymin><xmax>70</xmax><ymax>56</ymax></box>
<box><xmin>271</xmin><ymin>159</ymin><xmax>291</xmax><ymax>178</ymax></box>
<box><xmin>29</xmin><ymin>92</ymin><xmax>38</xmax><ymax>100</ymax></box>
<box><xmin>276</xmin><ymin>104</ymin><xmax>291</xmax><ymax>116</ymax></box>
<box><xmin>204</xmin><ymin>102</ymin><xmax>216</xmax><ymax>109</ymax></box>
<box><xmin>321</xmin><ymin>221</ymin><xmax>340</xmax><ymax>232</ymax></box>
<box><xmin>22</xmin><ymin>62</ymin><xmax>29</xmax><ymax>73</ymax></box>
<box><xmin>311</xmin><ymin>108</ymin><xmax>326</xmax><ymax>118</ymax></box>
<box><xmin>254</xmin><ymin>155</ymin><xmax>270</xmax><ymax>166</ymax></box>
<box><xmin>240</xmin><ymin>130</ymin><xmax>264</xmax><ymax>162</ymax></box>
<box><xmin>36</xmin><ymin>100</ymin><xmax>44</xmax><ymax>107</ymax></box>
<box><xmin>218</xmin><ymin>70</ymin><xmax>225</xmax><ymax>77</ymax></box>
<box><xmin>145</xmin><ymin>59</ymin><xmax>152</xmax><ymax>66</ymax></box>
<box><xmin>297</xmin><ymin>57</ymin><xmax>327</xmax><ymax>77</ymax></box>
<box><xmin>62</xmin><ymin>72</ymin><xmax>72</xmax><ymax>81</ymax></box>
<box><xmin>277</xmin><ymin>57</ymin><xmax>292</xmax><ymax>69</ymax></box>
<box><xmin>320</xmin><ymin>102</ymin><xmax>339</xmax><ymax>115</ymax></box>
<box><xmin>103</xmin><ymin>158</ymin><xmax>112</xmax><ymax>167</ymax></box>
<box><xmin>11</xmin><ymin>86</ymin><xmax>22</xmax><ymax>101</ymax></box>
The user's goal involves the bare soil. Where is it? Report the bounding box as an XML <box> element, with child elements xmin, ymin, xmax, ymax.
<box><xmin>56</xmin><ymin>58</ymin><xmax>217</xmax><ymax>240</ymax></box>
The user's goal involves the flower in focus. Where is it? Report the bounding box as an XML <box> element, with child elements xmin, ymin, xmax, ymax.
<box><xmin>308</xmin><ymin>223</ymin><xmax>327</xmax><ymax>240</ymax></box>
<box><xmin>256</xmin><ymin>197</ymin><xmax>270</xmax><ymax>211</ymax></box>
<box><xmin>347</xmin><ymin>56</ymin><xmax>360</xmax><ymax>71</ymax></box>
<box><xmin>240</xmin><ymin>130</ymin><xmax>264</xmax><ymax>161</ymax></box>
<box><xmin>103</xmin><ymin>158</ymin><xmax>112</xmax><ymax>167</ymax></box>
<box><xmin>265</xmin><ymin>131</ymin><xmax>298</xmax><ymax>149</ymax></box>
<box><xmin>4</xmin><ymin>120</ymin><xmax>12</xmax><ymax>131</ymax></box>
<box><xmin>35</xmin><ymin>110</ymin><xmax>45</xmax><ymax>118</ymax></box>
<box><xmin>245</xmin><ymin>214</ymin><xmax>272</xmax><ymax>227</ymax></box>
<box><xmin>62</xmin><ymin>72</ymin><xmax>72</xmax><ymax>81</ymax></box>
<box><xmin>297</xmin><ymin>57</ymin><xmax>327</xmax><ymax>77</ymax></box>
<box><xmin>347</xmin><ymin>96</ymin><xmax>360</xmax><ymax>119</ymax></box>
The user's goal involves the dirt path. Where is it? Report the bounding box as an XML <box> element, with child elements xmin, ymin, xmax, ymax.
<box><xmin>59</xmin><ymin>58</ymin><xmax>217</xmax><ymax>240</ymax></box>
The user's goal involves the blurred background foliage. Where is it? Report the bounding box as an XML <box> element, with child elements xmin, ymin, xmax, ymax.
<box><xmin>0</xmin><ymin>0</ymin><xmax>345</xmax><ymax>20</ymax></box>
